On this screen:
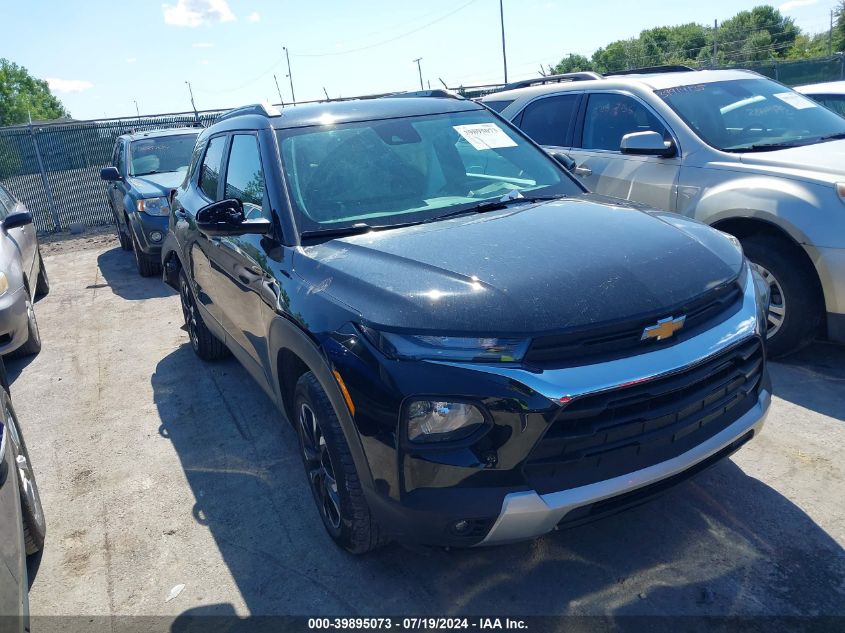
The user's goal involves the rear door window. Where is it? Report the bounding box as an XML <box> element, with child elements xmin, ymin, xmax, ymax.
<box><xmin>518</xmin><ymin>94</ymin><xmax>580</xmax><ymax>147</ymax></box>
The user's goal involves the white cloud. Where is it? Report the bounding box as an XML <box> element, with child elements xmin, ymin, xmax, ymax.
<box><xmin>125</xmin><ymin>57</ymin><xmax>137</xmax><ymax>63</ymax></box>
<box><xmin>192</xmin><ymin>42</ymin><xmax>214</xmax><ymax>48</ymax></box>
<box><xmin>162</xmin><ymin>0</ymin><xmax>235</xmax><ymax>27</ymax></box>
<box><xmin>779</xmin><ymin>0</ymin><xmax>817</xmax><ymax>12</ymax></box>
<box><xmin>46</xmin><ymin>78</ymin><xmax>94</xmax><ymax>93</ymax></box>
<box><xmin>199</xmin><ymin>59</ymin><xmax>210</xmax><ymax>65</ymax></box>
<box><xmin>246</xmin><ymin>11</ymin><xmax>260</xmax><ymax>23</ymax></box>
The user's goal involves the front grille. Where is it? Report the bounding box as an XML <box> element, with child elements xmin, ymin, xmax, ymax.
<box><xmin>525</xmin><ymin>281</ymin><xmax>743</xmax><ymax>366</ymax></box>
<box><xmin>523</xmin><ymin>337</ymin><xmax>763</xmax><ymax>495</ymax></box>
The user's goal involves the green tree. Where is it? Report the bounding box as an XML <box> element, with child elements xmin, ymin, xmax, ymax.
<box><xmin>549</xmin><ymin>53</ymin><xmax>594</xmax><ymax>74</ymax></box>
<box><xmin>835</xmin><ymin>0</ymin><xmax>845</xmax><ymax>53</ymax></box>
<box><xmin>714</xmin><ymin>6</ymin><xmax>798</xmax><ymax>65</ymax></box>
<box><xmin>0</xmin><ymin>59</ymin><xmax>68</xmax><ymax>126</ymax></box>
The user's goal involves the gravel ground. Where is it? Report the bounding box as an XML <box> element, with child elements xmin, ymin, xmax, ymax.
<box><xmin>6</xmin><ymin>238</ymin><xmax>844</xmax><ymax>627</ymax></box>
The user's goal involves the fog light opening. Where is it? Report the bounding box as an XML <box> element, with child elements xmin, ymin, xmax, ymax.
<box><xmin>149</xmin><ymin>231</ymin><xmax>164</xmax><ymax>243</ymax></box>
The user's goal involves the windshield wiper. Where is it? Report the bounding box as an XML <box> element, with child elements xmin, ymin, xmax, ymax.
<box><xmin>816</xmin><ymin>132</ymin><xmax>845</xmax><ymax>142</ymax></box>
<box><xmin>739</xmin><ymin>140</ymin><xmax>816</xmax><ymax>152</ymax></box>
<box><xmin>300</xmin><ymin>223</ymin><xmax>376</xmax><ymax>240</ymax></box>
<box><xmin>433</xmin><ymin>192</ymin><xmax>569</xmax><ymax>222</ymax></box>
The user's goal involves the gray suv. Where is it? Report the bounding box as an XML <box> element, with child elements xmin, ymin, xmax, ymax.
<box><xmin>484</xmin><ymin>69</ymin><xmax>845</xmax><ymax>356</ymax></box>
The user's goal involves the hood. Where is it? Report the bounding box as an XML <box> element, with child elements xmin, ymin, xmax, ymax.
<box><xmin>126</xmin><ymin>170</ymin><xmax>186</xmax><ymax>198</ymax></box>
<box><xmin>295</xmin><ymin>195</ymin><xmax>743</xmax><ymax>335</ymax></box>
<box><xmin>739</xmin><ymin>139</ymin><xmax>845</xmax><ymax>183</ymax></box>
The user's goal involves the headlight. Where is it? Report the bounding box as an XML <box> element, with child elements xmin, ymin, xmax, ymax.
<box><xmin>136</xmin><ymin>197</ymin><xmax>170</xmax><ymax>216</ymax></box>
<box><xmin>750</xmin><ymin>264</ymin><xmax>771</xmax><ymax>335</ymax></box>
<box><xmin>836</xmin><ymin>182</ymin><xmax>845</xmax><ymax>204</ymax></box>
<box><xmin>360</xmin><ymin>326</ymin><xmax>529</xmax><ymax>362</ymax></box>
<box><xmin>406</xmin><ymin>400</ymin><xmax>486</xmax><ymax>442</ymax></box>
<box><xmin>0</xmin><ymin>272</ymin><xmax>7</xmax><ymax>296</ymax></box>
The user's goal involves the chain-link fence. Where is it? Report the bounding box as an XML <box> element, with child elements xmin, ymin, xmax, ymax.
<box><xmin>0</xmin><ymin>110</ymin><xmax>225</xmax><ymax>234</ymax></box>
<box><xmin>453</xmin><ymin>53</ymin><xmax>845</xmax><ymax>100</ymax></box>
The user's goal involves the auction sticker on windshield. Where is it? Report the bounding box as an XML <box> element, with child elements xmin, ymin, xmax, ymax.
<box><xmin>454</xmin><ymin>123</ymin><xmax>518</xmax><ymax>150</ymax></box>
<box><xmin>773</xmin><ymin>92</ymin><xmax>817</xmax><ymax>110</ymax></box>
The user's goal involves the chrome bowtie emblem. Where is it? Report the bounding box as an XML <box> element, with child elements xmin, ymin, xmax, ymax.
<box><xmin>641</xmin><ymin>315</ymin><xmax>686</xmax><ymax>341</ymax></box>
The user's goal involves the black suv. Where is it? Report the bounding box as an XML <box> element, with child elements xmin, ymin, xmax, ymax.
<box><xmin>163</xmin><ymin>97</ymin><xmax>772</xmax><ymax>553</ymax></box>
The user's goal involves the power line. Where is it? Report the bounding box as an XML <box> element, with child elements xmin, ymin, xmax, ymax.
<box><xmin>290</xmin><ymin>0</ymin><xmax>479</xmax><ymax>57</ymax></box>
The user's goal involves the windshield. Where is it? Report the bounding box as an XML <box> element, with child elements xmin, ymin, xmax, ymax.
<box><xmin>276</xmin><ymin>109</ymin><xmax>580</xmax><ymax>233</ymax></box>
<box><xmin>129</xmin><ymin>134</ymin><xmax>198</xmax><ymax>176</ymax></box>
<box><xmin>655</xmin><ymin>79</ymin><xmax>845</xmax><ymax>152</ymax></box>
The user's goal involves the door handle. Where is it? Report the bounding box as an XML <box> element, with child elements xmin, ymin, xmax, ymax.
<box><xmin>574</xmin><ymin>166</ymin><xmax>592</xmax><ymax>176</ymax></box>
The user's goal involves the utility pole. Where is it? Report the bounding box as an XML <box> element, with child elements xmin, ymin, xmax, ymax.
<box><xmin>283</xmin><ymin>46</ymin><xmax>296</xmax><ymax>105</ymax></box>
<box><xmin>273</xmin><ymin>74</ymin><xmax>284</xmax><ymax>106</ymax></box>
<box><xmin>499</xmin><ymin>0</ymin><xmax>508</xmax><ymax>83</ymax></box>
<box><xmin>830</xmin><ymin>9</ymin><xmax>834</xmax><ymax>57</ymax></box>
<box><xmin>134</xmin><ymin>100</ymin><xmax>140</xmax><ymax>117</ymax></box>
<box><xmin>185</xmin><ymin>81</ymin><xmax>198</xmax><ymax>123</ymax></box>
<box><xmin>413</xmin><ymin>57</ymin><xmax>424</xmax><ymax>90</ymax></box>
<box><xmin>323</xmin><ymin>87</ymin><xmax>330</xmax><ymax>101</ymax></box>
<box><xmin>713</xmin><ymin>19</ymin><xmax>718</xmax><ymax>68</ymax></box>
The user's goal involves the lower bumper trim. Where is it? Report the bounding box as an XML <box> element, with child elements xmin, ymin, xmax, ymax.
<box><xmin>478</xmin><ymin>388</ymin><xmax>771</xmax><ymax>545</ymax></box>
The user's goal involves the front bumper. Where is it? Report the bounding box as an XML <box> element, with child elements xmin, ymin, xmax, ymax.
<box><xmin>805</xmin><ymin>244</ymin><xmax>845</xmax><ymax>343</ymax></box>
<box><xmin>328</xmin><ymin>267</ymin><xmax>768</xmax><ymax>547</ymax></box>
<box><xmin>0</xmin><ymin>287</ymin><xmax>30</xmax><ymax>356</ymax></box>
<box><xmin>480</xmin><ymin>387</ymin><xmax>769</xmax><ymax>545</ymax></box>
<box><xmin>129</xmin><ymin>213</ymin><xmax>168</xmax><ymax>255</ymax></box>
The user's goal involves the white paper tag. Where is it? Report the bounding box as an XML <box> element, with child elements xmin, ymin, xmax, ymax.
<box><xmin>454</xmin><ymin>123</ymin><xmax>518</xmax><ymax>150</ymax></box>
<box><xmin>773</xmin><ymin>92</ymin><xmax>817</xmax><ymax>110</ymax></box>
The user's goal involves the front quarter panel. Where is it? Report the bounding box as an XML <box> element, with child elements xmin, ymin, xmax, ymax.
<box><xmin>676</xmin><ymin>165</ymin><xmax>845</xmax><ymax>249</ymax></box>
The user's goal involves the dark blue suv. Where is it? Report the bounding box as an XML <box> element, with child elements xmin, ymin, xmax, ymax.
<box><xmin>162</xmin><ymin>98</ymin><xmax>772</xmax><ymax>553</ymax></box>
<box><xmin>101</xmin><ymin>128</ymin><xmax>198</xmax><ymax>276</ymax></box>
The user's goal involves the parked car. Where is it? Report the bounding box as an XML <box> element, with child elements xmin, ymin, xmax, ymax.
<box><xmin>483</xmin><ymin>68</ymin><xmax>845</xmax><ymax>357</ymax></box>
<box><xmin>100</xmin><ymin>128</ymin><xmax>199</xmax><ymax>277</ymax></box>
<box><xmin>0</xmin><ymin>184</ymin><xmax>49</xmax><ymax>358</ymax></box>
<box><xmin>795</xmin><ymin>80</ymin><xmax>845</xmax><ymax>118</ymax></box>
<box><xmin>0</xmin><ymin>356</ymin><xmax>46</xmax><ymax>629</ymax></box>
<box><xmin>162</xmin><ymin>98</ymin><xmax>771</xmax><ymax>553</ymax></box>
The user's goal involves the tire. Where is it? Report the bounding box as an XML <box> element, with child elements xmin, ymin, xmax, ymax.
<box><xmin>130</xmin><ymin>229</ymin><xmax>161</xmax><ymax>278</ymax></box>
<box><xmin>178</xmin><ymin>270</ymin><xmax>228</xmax><ymax>361</ymax></box>
<box><xmin>741</xmin><ymin>234</ymin><xmax>822</xmax><ymax>358</ymax></box>
<box><xmin>34</xmin><ymin>251</ymin><xmax>49</xmax><ymax>299</ymax></box>
<box><xmin>294</xmin><ymin>371</ymin><xmax>387</xmax><ymax>554</ymax></box>
<box><xmin>113</xmin><ymin>209</ymin><xmax>132</xmax><ymax>251</ymax></box>
<box><xmin>3</xmin><ymin>391</ymin><xmax>46</xmax><ymax>555</ymax></box>
<box><xmin>9</xmin><ymin>289</ymin><xmax>41</xmax><ymax>358</ymax></box>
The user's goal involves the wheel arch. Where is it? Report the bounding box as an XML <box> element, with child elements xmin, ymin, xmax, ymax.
<box><xmin>711</xmin><ymin>215</ymin><xmax>823</xmax><ymax>292</ymax></box>
<box><xmin>268</xmin><ymin>318</ymin><xmax>375</xmax><ymax>490</ymax></box>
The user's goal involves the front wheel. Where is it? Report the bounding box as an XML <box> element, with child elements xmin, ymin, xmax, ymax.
<box><xmin>294</xmin><ymin>371</ymin><xmax>387</xmax><ymax>554</ymax></box>
<box><xmin>9</xmin><ymin>289</ymin><xmax>41</xmax><ymax>358</ymax></box>
<box><xmin>741</xmin><ymin>234</ymin><xmax>822</xmax><ymax>357</ymax></box>
<box><xmin>131</xmin><ymin>230</ymin><xmax>161</xmax><ymax>278</ymax></box>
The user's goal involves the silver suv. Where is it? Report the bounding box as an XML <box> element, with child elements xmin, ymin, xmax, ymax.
<box><xmin>484</xmin><ymin>68</ymin><xmax>845</xmax><ymax>356</ymax></box>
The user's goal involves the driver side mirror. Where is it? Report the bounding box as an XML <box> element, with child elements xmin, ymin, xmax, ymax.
<box><xmin>2</xmin><ymin>211</ymin><xmax>33</xmax><ymax>232</ymax></box>
<box><xmin>196</xmin><ymin>198</ymin><xmax>271</xmax><ymax>237</ymax></box>
<box><xmin>545</xmin><ymin>149</ymin><xmax>577</xmax><ymax>172</ymax></box>
<box><xmin>620</xmin><ymin>131</ymin><xmax>676</xmax><ymax>157</ymax></box>
<box><xmin>100</xmin><ymin>166</ymin><xmax>122</xmax><ymax>181</ymax></box>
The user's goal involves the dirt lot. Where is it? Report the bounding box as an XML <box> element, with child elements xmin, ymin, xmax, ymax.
<box><xmin>7</xmin><ymin>235</ymin><xmax>845</xmax><ymax>624</ymax></box>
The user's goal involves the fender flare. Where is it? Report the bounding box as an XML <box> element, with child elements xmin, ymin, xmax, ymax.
<box><xmin>267</xmin><ymin>316</ymin><xmax>376</xmax><ymax>491</ymax></box>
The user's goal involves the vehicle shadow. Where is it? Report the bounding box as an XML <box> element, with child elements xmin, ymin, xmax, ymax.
<box><xmin>769</xmin><ymin>341</ymin><xmax>845</xmax><ymax>421</ymax></box>
<box><xmin>152</xmin><ymin>344</ymin><xmax>845</xmax><ymax>622</ymax></box>
<box><xmin>95</xmin><ymin>247</ymin><xmax>175</xmax><ymax>301</ymax></box>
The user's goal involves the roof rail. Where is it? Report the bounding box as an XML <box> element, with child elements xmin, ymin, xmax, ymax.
<box><xmin>216</xmin><ymin>102</ymin><xmax>281</xmax><ymax>123</ymax></box>
<box><xmin>500</xmin><ymin>72</ymin><xmax>603</xmax><ymax>91</ymax></box>
<box><xmin>604</xmin><ymin>65</ymin><xmax>696</xmax><ymax>76</ymax></box>
<box><xmin>390</xmin><ymin>89</ymin><xmax>464</xmax><ymax>100</ymax></box>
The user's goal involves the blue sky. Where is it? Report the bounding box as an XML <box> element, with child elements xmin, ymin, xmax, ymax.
<box><xmin>0</xmin><ymin>0</ymin><xmax>837</xmax><ymax>120</ymax></box>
